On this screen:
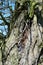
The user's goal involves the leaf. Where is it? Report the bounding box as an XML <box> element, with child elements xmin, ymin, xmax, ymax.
<box><xmin>29</xmin><ymin>1</ymin><xmax>37</xmax><ymax>18</ymax></box>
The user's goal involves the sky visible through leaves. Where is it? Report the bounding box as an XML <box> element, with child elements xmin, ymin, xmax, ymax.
<box><xmin>0</xmin><ymin>0</ymin><xmax>15</xmax><ymax>36</ymax></box>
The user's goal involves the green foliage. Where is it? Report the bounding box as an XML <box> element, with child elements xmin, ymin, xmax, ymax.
<box><xmin>29</xmin><ymin>0</ymin><xmax>37</xmax><ymax>18</ymax></box>
<box><xmin>16</xmin><ymin>0</ymin><xmax>40</xmax><ymax>18</ymax></box>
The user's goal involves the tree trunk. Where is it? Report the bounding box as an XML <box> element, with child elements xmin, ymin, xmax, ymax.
<box><xmin>0</xmin><ymin>0</ymin><xmax>43</xmax><ymax>65</ymax></box>
<box><xmin>4</xmin><ymin>12</ymin><xmax>43</xmax><ymax>65</ymax></box>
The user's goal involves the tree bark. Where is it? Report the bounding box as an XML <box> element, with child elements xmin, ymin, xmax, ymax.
<box><xmin>0</xmin><ymin>0</ymin><xmax>43</xmax><ymax>65</ymax></box>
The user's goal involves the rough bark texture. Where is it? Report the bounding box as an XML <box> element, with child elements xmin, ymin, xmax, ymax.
<box><xmin>0</xmin><ymin>0</ymin><xmax>43</xmax><ymax>65</ymax></box>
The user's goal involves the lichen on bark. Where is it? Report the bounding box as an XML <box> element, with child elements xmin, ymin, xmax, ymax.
<box><xmin>0</xmin><ymin>0</ymin><xmax>43</xmax><ymax>65</ymax></box>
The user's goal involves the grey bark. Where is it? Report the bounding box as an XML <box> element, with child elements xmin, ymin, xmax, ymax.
<box><xmin>0</xmin><ymin>0</ymin><xmax>43</xmax><ymax>65</ymax></box>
